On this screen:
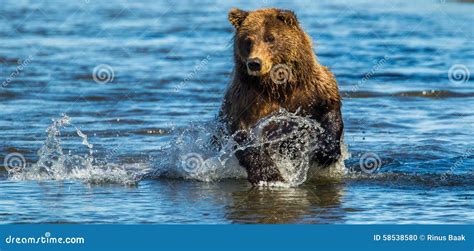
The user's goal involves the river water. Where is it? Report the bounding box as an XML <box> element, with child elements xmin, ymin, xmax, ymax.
<box><xmin>1</xmin><ymin>0</ymin><xmax>473</xmax><ymax>223</ymax></box>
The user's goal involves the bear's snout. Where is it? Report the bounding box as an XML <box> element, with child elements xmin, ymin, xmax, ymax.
<box><xmin>246</xmin><ymin>58</ymin><xmax>262</xmax><ymax>73</ymax></box>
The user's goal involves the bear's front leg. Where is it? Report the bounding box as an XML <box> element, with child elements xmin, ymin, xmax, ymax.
<box><xmin>235</xmin><ymin>146</ymin><xmax>284</xmax><ymax>185</ymax></box>
<box><xmin>311</xmin><ymin>109</ymin><xmax>344</xmax><ymax>167</ymax></box>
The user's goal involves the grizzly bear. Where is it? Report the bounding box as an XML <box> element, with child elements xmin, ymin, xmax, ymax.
<box><xmin>219</xmin><ymin>8</ymin><xmax>343</xmax><ymax>185</ymax></box>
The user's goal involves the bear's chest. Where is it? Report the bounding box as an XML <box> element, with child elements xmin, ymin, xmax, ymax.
<box><xmin>237</xmin><ymin>96</ymin><xmax>309</xmax><ymax>131</ymax></box>
<box><xmin>227</xmin><ymin>83</ymin><xmax>315</xmax><ymax>132</ymax></box>
<box><xmin>239</xmin><ymin>99</ymin><xmax>280</xmax><ymax>129</ymax></box>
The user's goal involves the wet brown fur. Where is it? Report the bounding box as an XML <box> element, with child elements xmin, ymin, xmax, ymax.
<box><xmin>222</xmin><ymin>8</ymin><xmax>341</xmax><ymax>133</ymax></box>
<box><xmin>220</xmin><ymin>8</ymin><xmax>343</xmax><ymax>184</ymax></box>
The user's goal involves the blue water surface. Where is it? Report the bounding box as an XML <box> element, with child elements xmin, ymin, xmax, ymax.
<box><xmin>0</xmin><ymin>0</ymin><xmax>473</xmax><ymax>223</ymax></box>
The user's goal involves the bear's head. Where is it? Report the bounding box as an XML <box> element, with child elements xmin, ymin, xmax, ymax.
<box><xmin>228</xmin><ymin>8</ymin><xmax>314</xmax><ymax>81</ymax></box>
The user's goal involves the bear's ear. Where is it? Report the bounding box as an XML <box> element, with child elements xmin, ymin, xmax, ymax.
<box><xmin>228</xmin><ymin>8</ymin><xmax>249</xmax><ymax>29</ymax></box>
<box><xmin>277</xmin><ymin>10</ymin><xmax>299</xmax><ymax>27</ymax></box>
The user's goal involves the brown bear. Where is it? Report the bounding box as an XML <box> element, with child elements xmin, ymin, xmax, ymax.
<box><xmin>219</xmin><ymin>8</ymin><xmax>343</xmax><ymax>185</ymax></box>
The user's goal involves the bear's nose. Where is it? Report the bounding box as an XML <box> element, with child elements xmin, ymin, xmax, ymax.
<box><xmin>247</xmin><ymin>58</ymin><xmax>262</xmax><ymax>71</ymax></box>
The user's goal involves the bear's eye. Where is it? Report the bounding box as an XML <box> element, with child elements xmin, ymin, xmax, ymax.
<box><xmin>264</xmin><ymin>34</ymin><xmax>275</xmax><ymax>43</ymax></box>
<box><xmin>243</xmin><ymin>37</ymin><xmax>253</xmax><ymax>49</ymax></box>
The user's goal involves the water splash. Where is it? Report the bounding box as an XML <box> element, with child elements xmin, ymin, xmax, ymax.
<box><xmin>10</xmin><ymin>114</ymin><xmax>144</xmax><ymax>185</ymax></box>
<box><xmin>241</xmin><ymin>109</ymin><xmax>348</xmax><ymax>186</ymax></box>
<box><xmin>150</xmin><ymin>121</ymin><xmax>247</xmax><ymax>182</ymax></box>
<box><xmin>152</xmin><ymin>109</ymin><xmax>348</xmax><ymax>186</ymax></box>
<box><xmin>9</xmin><ymin>111</ymin><xmax>348</xmax><ymax>187</ymax></box>
<box><xmin>76</xmin><ymin>127</ymin><xmax>93</xmax><ymax>156</ymax></box>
